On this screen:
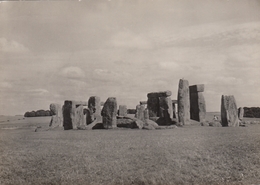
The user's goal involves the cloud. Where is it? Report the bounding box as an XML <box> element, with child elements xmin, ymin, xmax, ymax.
<box><xmin>109</xmin><ymin>31</ymin><xmax>152</xmax><ymax>49</ymax></box>
<box><xmin>27</xmin><ymin>88</ymin><xmax>49</xmax><ymax>95</ymax></box>
<box><xmin>0</xmin><ymin>37</ymin><xmax>30</xmax><ymax>53</ymax></box>
<box><xmin>60</xmin><ymin>66</ymin><xmax>85</xmax><ymax>79</ymax></box>
<box><xmin>0</xmin><ymin>82</ymin><xmax>12</xmax><ymax>89</ymax></box>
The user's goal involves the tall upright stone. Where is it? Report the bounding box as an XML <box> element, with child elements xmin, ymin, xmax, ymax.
<box><xmin>88</xmin><ymin>96</ymin><xmax>102</xmax><ymax>122</ymax></box>
<box><xmin>189</xmin><ymin>84</ymin><xmax>206</xmax><ymax>122</ymax></box>
<box><xmin>63</xmin><ymin>100</ymin><xmax>86</xmax><ymax>130</ymax></box>
<box><xmin>144</xmin><ymin>108</ymin><xmax>149</xmax><ymax>119</ymax></box>
<box><xmin>118</xmin><ymin>105</ymin><xmax>127</xmax><ymax>117</ymax></box>
<box><xmin>177</xmin><ymin>79</ymin><xmax>190</xmax><ymax>125</ymax></box>
<box><xmin>135</xmin><ymin>105</ymin><xmax>145</xmax><ymax>121</ymax></box>
<box><xmin>101</xmin><ymin>97</ymin><xmax>117</xmax><ymax>129</ymax></box>
<box><xmin>238</xmin><ymin>107</ymin><xmax>244</xmax><ymax>120</ymax></box>
<box><xmin>84</xmin><ymin>108</ymin><xmax>92</xmax><ymax>125</ymax></box>
<box><xmin>221</xmin><ymin>95</ymin><xmax>239</xmax><ymax>127</ymax></box>
<box><xmin>49</xmin><ymin>103</ymin><xmax>63</xmax><ymax>127</ymax></box>
<box><xmin>159</xmin><ymin>96</ymin><xmax>173</xmax><ymax>125</ymax></box>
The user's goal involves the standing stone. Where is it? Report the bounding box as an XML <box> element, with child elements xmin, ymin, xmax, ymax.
<box><xmin>238</xmin><ymin>107</ymin><xmax>244</xmax><ymax>120</ymax></box>
<box><xmin>159</xmin><ymin>96</ymin><xmax>173</xmax><ymax>125</ymax></box>
<box><xmin>172</xmin><ymin>100</ymin><xmax>177</xmax><ymax>119</ymax></box>
<box><xmin>49</xmin><ymin>103</ymin><xmax>63</xmax><ymax>127</ymax></box>
<box><xmin>63</xmin><ymin>100</ymin><xmax>86</xmax><ymax>130</ymax></box>
<box><xmin>147</xmin><ymin>96</ymin><xmax>159</xmax><ymax>117</ymax></box>
<box><xmin>144</xmin><ymin>108</ymin><xmax>149</xmax><ymax>119</ymax></box>
<box><xmin>135</xmin><ymin>105</ymin><xmax>145</xmax><ymax>121</ymax></box>
<box><xmin>101</xmin><ymin>97</ymin><xmax>117</xmax><ymax>129</ymax></box>
<box><xmin>88</xmin><ymin>96</ymin><xmax>102</xmax><ymax>122</ymax></box>
<box><xmin>221</xmin><ymin>95</ymin><xmax>239</xmax><ymax>127</ymax></box>
<box><xmin>84</xmin><ymin>108</ymin><xmax>93</xmax><ymax>125</ymax></box>
<box><xmin>190</xmin><ymin>91</ymin><xmax>206</xmax><ymax>122</ymax></box>
<box><xmin>177</xmin><ymin>79</ymin><xmax>190</xmax><ymax>125</ymax></box>
<box><xmin>118</xmin><ymin>105</ymin><xmax>127</xmax><ymax>117</ymax></box>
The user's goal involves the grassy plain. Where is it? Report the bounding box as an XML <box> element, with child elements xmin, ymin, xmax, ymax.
<box><xmin>0</xmin><ymin>114</ymin><xmax>260</xmax><ymax>185</ymax></box>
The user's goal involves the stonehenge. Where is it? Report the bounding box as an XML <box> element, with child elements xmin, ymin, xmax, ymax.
<box><xmin>221</xmin><ymin>95</ymin><xmax>239</xmax><ymax>127</ymax></box>
<box><xmin>177</xmin><ymin>79</ymin><xmax>190</xmax><ymax>125</ymax></box>
<box><xmin>189</xmin><ymin>84</ymin><xmax>206</xmax><ymax>122</ymax></box>
<box><xmin>101</xmin><ymin>97</ymin><xmax>118</xmax><ymax>129</ymax></box>
<box><xmin>32</xmin><ymin>77</ymin><xmax>253</xmax><ymax>130</ymax></box>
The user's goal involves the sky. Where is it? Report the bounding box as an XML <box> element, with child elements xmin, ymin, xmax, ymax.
<box><xmin>0</xmin><ymin>0</ymin><xmax>260</xmax><ymax>115</ymax></box>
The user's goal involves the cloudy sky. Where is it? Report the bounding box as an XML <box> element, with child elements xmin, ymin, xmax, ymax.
<box><xmin>0</xmin><ymin>0</ymin><xmax>260</xmax><ymax>115</ymax></box>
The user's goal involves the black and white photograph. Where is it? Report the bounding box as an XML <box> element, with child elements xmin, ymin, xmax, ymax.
<box><xmin>0</xmin><ymin>0</ymin><xmax>260</xmax><ymax>184</ymax></box>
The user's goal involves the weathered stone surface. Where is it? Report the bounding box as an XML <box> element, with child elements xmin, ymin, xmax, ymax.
<box><xmin>190</xmin><ymin>92</ymin><xmax>206</xmax><ymax>122</ymax></box>
<box><xmin>49</xmin><ymin>103</ymin><xmax>63</xmax><ymax>127</ymax></box>
<box><xmin>88</xmin><ymin>96</ymin><xmax>102</xmax><ymax>122</ymax></box>
<box><xmin>49</xmin><ymin>115</ymin><xmax>63</xmax><ymax>128</ymax></box>
<box><xmin>74</xmin><ymin>105</ymin><xmax>85</xmax><ymax>129</ymax></box>
<box><xmin>147</xmin><ymin>90</ymin><xmax>172</xmax><ymax>98</ymax></box>
<box><xmin>189</xmin><ymin>84</ymin><xmax>204</xmax><ymax>93</ymax></box>
<box><xmin>238</xmin><ymin>107</ymin><xmax>244</xmax><ymax>120</ymax></box>
<box><xmin>118</xmin><ymin>105</ymin><xmax>127</xmax><ymax>117</ymax></box>
<box><xmin>144</xmin><ymin>119</ymin><xmax>159</xmax><ymax>128</ymax></box>
<box><xmin>221</xmin><ymin>95</ymin><xmax>239</xmax><ymax>127</ymax></box>
<box><xmin>50</xmin><ymin>104</ymin><xmax>61</xmax><ymax>116</ymax></box>
<box><xmin>177</xmin><ymin>79</ymin><xmax>190</xmax><ymax>125</ymax></box>
<box><xmin>144</xmin><ymin>108</ymin><xmax>149</xmax><ymax>119</ymax></box>
<box><xmin>84</xmin><ymin>108</ymin><xmax>93</xmax><ymax>125</ymax></box>
<box><xmin>63</xmin><ymin>100</ymin><xmax>86</xmax><ymax>130</ymax></box>
<box><xmin>101</xmin><ymin>97</ymin><xmax>117</xmax><ymax>129</ymax></box>
<box><xmin>159</xmin><ymin>96</ymin><xmax>173</xmax><ymax>125</ymax></box>
<box><xmin>147</xmin><ymin>96</ymin><xmax>159</xmax><ymax>117</ymax></box>
<box><xmin>140</xmin><ymin>101</ymin><xmax>147</xmax><ymax>105</ymax></box>
<box><xmin>209</xmin><ymin>121</ymin><xmax>222</xmax><ymax>127</ymax></box>
<box><xmin>135</xmin><ymin>105</ymin><xmax>145</xmax><ymax>121</ymax></box>
<box><xmin>117</xmin><ymin>117</ymin><xmax>143</xmax><ymax>129</ymax></box>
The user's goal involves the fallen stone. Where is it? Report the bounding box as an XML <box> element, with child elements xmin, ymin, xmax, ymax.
<box><xmin>189</xmin><ymin>84</ymin><xmax>204</xmax><ymax>93</ymax></box>
<box><xmin>221</xmin><ymin>95</ymin><xmax>239</xmax><ymax>127</ymax></box>
<box><xmin>209</xmin><ymin>121</ymin><xmax>222</xmax><ymax>127</ymax></box>
<box><xmin>144</xmin><ymin>119</ymin><xmax>159</xmax><ymax>129</ymax></box>
<box><xmin>123</xmin><ymin>116</ymin><xmax>144</xmax><ymax>129</ymax></box>
<box><xmin>177</xmin><ymin>79</ymin><xmax>190</xmax><ymax>125</ymax></box>
<box><xmin>101</xmin><ymin>97</ymin><xmax>117</xmax><ymax>129</ymax></box>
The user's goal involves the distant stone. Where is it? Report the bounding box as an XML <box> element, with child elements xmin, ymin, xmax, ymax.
<box><xmin>189</xmin><ymin>84</ymin><xmax>204</xmax><ymax>93</ymax></box>
<box><xmin>221</xmin><ymin>95</ymin><xmax>239</xmax><ymax>127</ymax></box>
<box><xmin>238</xmin><ymin>107</ymin><xmax>244</xmax><ymax>120</ymax></box>
<box><xmin>135</xmin><ymin>105</ymin><xmax>145</xmax><ymax>121</ymax></box>
<box><xmin>190</xmin><ymin>92</ymin><xmax>206</xmax><ymax>122</ymax></box>
<box><xmin>177</xmin><ymin>79</ymin><xmax>190</xmax><ymax>125</ymax></box>
<box><xmin>147</xmin><ymin>90</ymin><xmax>172</xmax><ymax>98</ymax></box>
<box><xmin>118</xmin><ymin>105</ymin><xmax>127</xmax><ymax>117</ymax></box>
<box><xmin>101</xmin><ymin>97</ymin><xmax>117</xmax><ymax>129</ymax></box>
<box><xmin>74</xmin><ymin>105</ymin><xmax>85</xmax><ymax>129</ymax></box>
<box><xmin>88</xmin><ymin>96</ymin><xmax>102</xmax><ymax>122</ymax></box>
<box><xmin>159</xmin><ymin>96</ymin><xmax>173</xmax><ymax>125</ymax></box>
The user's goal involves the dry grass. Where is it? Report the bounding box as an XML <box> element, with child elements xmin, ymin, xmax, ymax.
<box><xmin>0</xmin><ymin>115</ymin><xmax>260</xmax><ymax>185</ymax></box>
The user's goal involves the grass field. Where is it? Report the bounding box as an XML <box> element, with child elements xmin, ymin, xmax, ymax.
<box><xmin>0</xmin><ymin>114</ymin><xmax>260</xmax><ymax>185</ymax></box>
